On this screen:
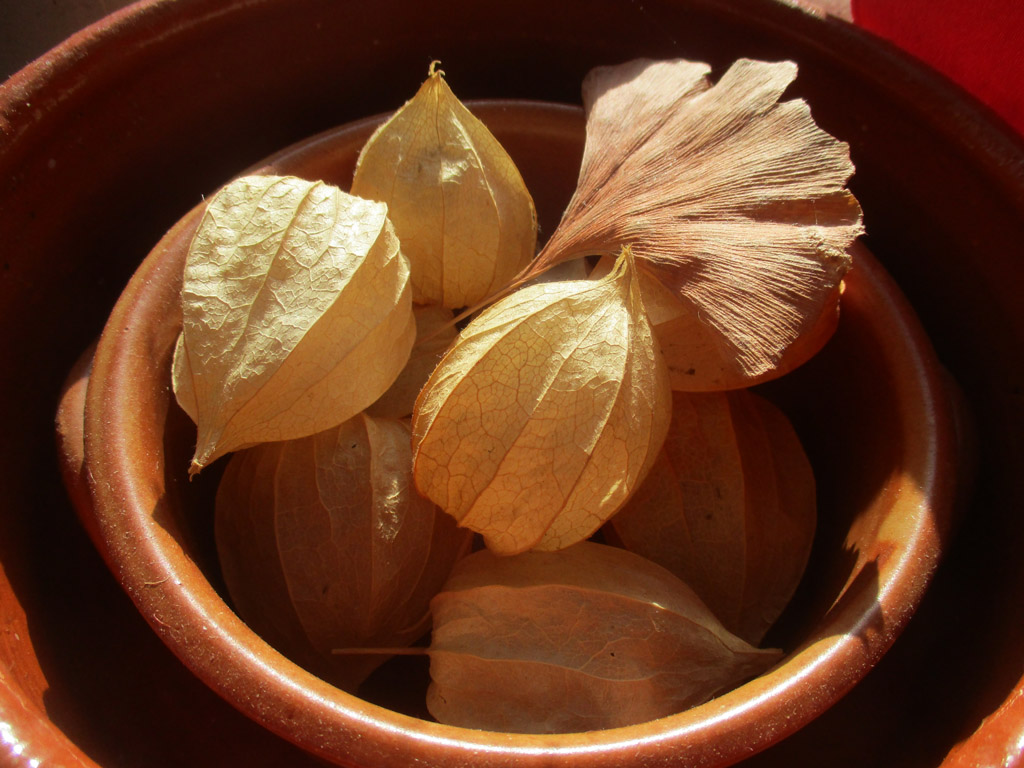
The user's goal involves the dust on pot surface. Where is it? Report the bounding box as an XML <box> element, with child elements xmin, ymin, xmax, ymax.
<box><xmin>78</xmin><ymin>101</ymin><xmax>957</xmax><ymax>768</ymax></box>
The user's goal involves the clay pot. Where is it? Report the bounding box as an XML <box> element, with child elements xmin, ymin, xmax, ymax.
<box><xmin>4</xmin><ymin>1</ymin><xmax>1023</xmax><ymax>767</ymax></box>
<box><xmin>75</xmin><ymin>101</ymin><xmax>956</xmax><ymax>767</ymax></box>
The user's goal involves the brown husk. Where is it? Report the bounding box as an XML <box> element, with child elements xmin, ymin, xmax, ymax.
<box><xmin>426</xmin><ymin>542</ymin><xmax>781</xmax><ymax>732</ymax></box>
<box><xmin>608</xmin><ymin>390</ymin><xmax>816</xmax><ymax>644</ymax></box>
<box><xmin>215</xmin><ymin>413</ymin><xmax>472</xmax><ymax>692</ymax></box>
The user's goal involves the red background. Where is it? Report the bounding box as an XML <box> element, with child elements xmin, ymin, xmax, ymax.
<box><xmin>853</xmin><ymin>0</ymin><xmax>1024</xmax><ymax>135</ymax></box>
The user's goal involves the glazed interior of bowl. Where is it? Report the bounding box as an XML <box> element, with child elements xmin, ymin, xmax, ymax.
<box><xmin>80</xmin><ymin>100</ymin><xmax>957</xmax><ymax>768</ymax></box>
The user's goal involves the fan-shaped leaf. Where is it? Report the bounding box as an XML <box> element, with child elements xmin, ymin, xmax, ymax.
<box><xmin>530</xmin><ymin>58</ymin><xmax>862</xmax><ymax>388</ymax></box>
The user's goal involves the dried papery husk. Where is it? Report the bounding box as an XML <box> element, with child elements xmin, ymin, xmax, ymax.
<box><xmin>426</xmin><ymin>541</ymin><xmax>781</xmax><ymax>733</ymax></box>
<box><xmin>412</xmin><ymin>249</ymin><xmax>672</xmax><ymax>555</ymax></box>
<box><xmin>529</xmin><ymin>57</ymin><xmax>863</xmax><ymax>389</ymax></box>
<box><xmin>171</xmin><ymin>331</ymin><xmax>198</xmax><ymax>421</ymax></box>
<box><xmin>366</xmin><ymin>303</ymin><xmax>458</xmax><ymax>419</ymax></box>
<box><xmin>351</xmin><ymin>64</ymin><xmax>537</xmax><ymax>308</ymax></box>
<box><xmin>215</xmin><ymin>413</ymin><xmax>472</xmax><ymax>692</ymax></box>
<box><xmin>608</xmin><ymin>390</ymin><xmax>816</xmax><ymax>645</ymax></box>
<box><xmin>174</xmin><ymin>174</ymin><xmax>416</xmax><ymax>473</ymax></box>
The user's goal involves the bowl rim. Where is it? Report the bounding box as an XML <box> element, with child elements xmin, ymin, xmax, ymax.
<box><xmin>79</xmin><ymin>100</ymin><xmax>959</xmax><ymax>768</ymax></box>
<box><xmin>2</xmin><ymin>0</ymin><xmax>1020</xmax><ymax>764</ymax></box>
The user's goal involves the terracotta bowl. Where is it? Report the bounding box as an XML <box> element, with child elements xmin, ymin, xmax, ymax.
<box><xmin>75</xmin><ymin>100</ymin><xmax>957</xmax><ymax>768</ymax></box>
<box><xmin>7</xmin><ymin>1</ymin><xmax>1024</xmax><ymax>766</ymax></box>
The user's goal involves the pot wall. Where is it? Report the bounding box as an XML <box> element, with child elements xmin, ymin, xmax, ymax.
<box><xmin>1</xmin><ymin>1</ymin><xmax>1023</xmax><ymax>766</ymax></box>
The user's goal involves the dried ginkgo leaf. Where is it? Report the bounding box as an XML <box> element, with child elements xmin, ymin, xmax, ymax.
<box><xmin>412</xmin><ymin>249</ymin><xmax>672</xmax><ymax>555</ymax></box>
<box><xmin>351</xmin><ymin>64</ymin><xmax>537</xmax><ymax>309</ymax></box>
<box><xmin>216</xmin><ymin>413</ymin><xmax>472</xmax><ymax>692</ymax></box>
<box><xmin>366</xmin><ymin>303</ymin><xmax>458</xmax><ymax>419</ymax></box>
<box><xmin>426</xmin><ymin>541</ymin><xmax>781</xmax><ymax>733</ymax></box>
<box><xmin>591</xmin><ymin>255</ymin><xmax>835</xmax><ymax>390</ymax></box>
<box><xmin>528</xmin><ymin>57</ymin><xmax>863</xmax><ymax>389</ymax></box>
<box><xmin>608</xmin><ymin>390</ymin><xmax>816</xmax><ymax>644</ymax></box>
<box><xmin>174</xmin><ymin>174</ymin><xmax>416</xmax><ymax>473</ymax></box>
